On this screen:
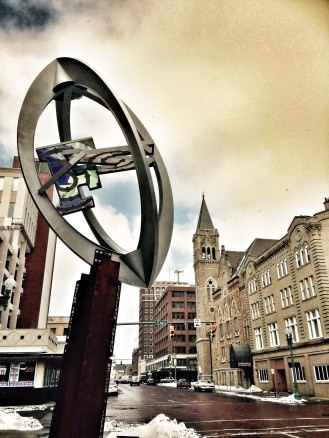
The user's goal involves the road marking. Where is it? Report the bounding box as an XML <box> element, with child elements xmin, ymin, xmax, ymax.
<box><xmin>196</xmin><ymin>428</ymin><xmax>329</xmax><ymax>437</ymax></box>
<box><xmin>193</xmin><ymin>426</ymin><xmax>329</xmax><ymax>437</ymax></box>
<box><xmin>186</xmin><ymin>417</ymin><xmax>326</xmax><ymax>424</ymax></box>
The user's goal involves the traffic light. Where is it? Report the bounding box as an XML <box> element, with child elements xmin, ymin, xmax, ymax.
<box><xmin>169</xmin><ymin>325</ymin><xmax>175</xmax><ymax>338</ymax></box>
<box><xmin>208</xmin><ymin>325</ymin><xmax>216</xmax><ymax>338</ymax></box>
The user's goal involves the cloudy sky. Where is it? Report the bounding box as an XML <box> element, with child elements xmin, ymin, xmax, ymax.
<box><xmin>1</xmin><ymin>0</ymin><xmax>329</xmax><ymax>361</ymax></box>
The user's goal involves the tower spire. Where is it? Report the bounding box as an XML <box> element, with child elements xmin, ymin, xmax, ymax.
<box><xmin>196</xmin><ymin>194</ymin><xmax>215</xmax><ymax>231</ymax></box>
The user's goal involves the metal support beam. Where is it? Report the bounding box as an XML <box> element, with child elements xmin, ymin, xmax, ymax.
<box><xmin>49</xmin><ymin>252</ymin><xmax>121</xmax><ymax>438</ymax></box>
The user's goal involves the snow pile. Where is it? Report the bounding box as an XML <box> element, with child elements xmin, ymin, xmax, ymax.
<box><xmin>245</xmin><ymin>385</ymin><xmax>263</xmax><ymax>393</ymax></box>
<box><xmin>215</xmin><ymin>384</ymin><xmax>248</xmax><ymax>392</ymax></box>
<box><xmin>264</xmin><ymin>394</ymin><xmax>306</xmax><ymax>404</ymax></box>
<box><xmin>0</xmin><ymin>409</ymin><xmax>42</xmax><ymax>431</ymax></box>
<box><xmin>104</xmin><ymin>413</ymin><xmax>200</xmax><ymax>437</ymax></box>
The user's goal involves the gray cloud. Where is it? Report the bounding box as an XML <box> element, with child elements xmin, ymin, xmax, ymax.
<box><xmin>0</xmin><ymin>0</ymin><xmax>57</xmax><ymax>30</ymax></box>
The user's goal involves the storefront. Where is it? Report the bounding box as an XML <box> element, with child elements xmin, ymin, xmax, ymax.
<box><xmin>0</xmin><ymin>354</ymin><xmax>62</xmax><ymax>405</ymax></box>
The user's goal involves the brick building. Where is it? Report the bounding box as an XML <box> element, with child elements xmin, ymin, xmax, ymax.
<box><xmin>145</xmin><ymin>282</ymin><xmax>197</xmax><ymax>381</ymax></box>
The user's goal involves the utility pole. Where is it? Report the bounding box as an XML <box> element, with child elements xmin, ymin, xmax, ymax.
<box><xmin>174</xmin><ymin>269</ymin><xmax>184</xmax><ymax>283</ymax></box>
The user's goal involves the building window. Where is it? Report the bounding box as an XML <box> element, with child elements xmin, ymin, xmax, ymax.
<box><xmin>295</xmin><ymin>250</ymin><xmax>300</xmax><ymax>268</ymax></box>
<box><xmin>8</xmin><ymin>202</ymin><xmax>15</xmax><ymax>217</ymax></box>
<box><xmin>248</xmin><ymin>278</ymin><xmax>257</xmax><ymax>294</ymax></box>
<box><xmin>243</xmin><ymin>320</ymin><xmax>250</xmax><ymax>340</ymax></box>
<box><xmin>280</xmin><ymin>287</ymin><xmax>294</xmax><ymax>308</ymax></box>
<box><xmin>264</xmin><ymin>295</ymin><xmax>275</xmax><ymax>314</ymax></box>
<box><xmin>258</xmin><ymin>369</ymin><xmax>269</xmax><ymax>382</ymax></box>
<box><xmin>250</xmin><ymin>302</ymin><xmax>260</xmax><ymax>320</ymax></box>
<box><xmin>221</xmin><ymin>346</ymin><xmax>226</xmax><ymax>362</ymax></box>
<box><xmin>292</xmin><ymin>366</ymin><xmax>306</xmax><ymax>382</ymax></box>
<box><xmin>300</xmin><ymin>276</ymin><xmax>316</xmax><ymax>300</ymax></box>
<box><xmin>284</xmin><ymin>316</ymin><xmax>299</xmax><ymax>342</ymax></box>
<box><xmin>226</xmin><ymin>320</ymin><xmax>232</xmax><ymax>338</ymax></box>
<box><xmin>304</xmin><ymin>244</ymin><xmax>311</xmax><ymax>263</ymax></box>
<box><xmin>172</xmin><ymin>291</ymin><xmax>185</xmax><ymax>298</ymax></box>
<box><xmin>254</xmin><ymin>327</ymin><xmax>263</xmax><ymax>350</ymax></box>
<box><xmin>268</xmin><ymin>322</ymin><xmax>280</xmax><ymax>347</ymax></box>
<box><xmin>219</xmin><ymin>323</ymin><xmax>224</xmax><ymax>339</ymax></box>
<box><xmin>261</xmin><ymin>269</ymin><xmax>272</xmax><ymax>288</ymax></box>
<box><xmin>306</xmin><ymin>309</ymin><xmax>323</xmax><ymax>339</ymax></box>
<box><xmin>212</xmin><ymin>247</ymin><xmax>216</xmax><ymax>260</ymax></box>
<box><xmin>234</xmin><ymin>317</ymin><xmax>239</xmax><ymax>336</ymax></box>
<box><xmin>12</xmin><ymin>178</ymin><xmax>19</xmax><ymax>191</ymax></box>
<box><xmin>296</xmin><ymin>244</ymin><xmax>311</xmax><ymax>268</ymax></box>
<box><xmin>207</xmin><ymin>279</ymin><xmax>216</xmax><ymax>297</ymax></box>
<box><xmin>277</xmin><ymin>259</ymin><xmax>289</xmax><ymax>279</ymax></box>
<box><xmin>314</xmin><ymin>365</ymin><xmax>329</xmax><ymax>382</ymax></box>
<box><xmin>201</xmin><ymin>247</ymin><xmax>206</xmax><ymax>259</ymax></box>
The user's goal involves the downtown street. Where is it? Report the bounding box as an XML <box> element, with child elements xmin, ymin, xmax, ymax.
<box><xmin>103</xmin><ymin>383</ymin><xmax>329</xmax><ymax>437</ymax></box>
<box><xmin>1</xmin><ymin>383</ymin><xmax>329</xmax><ymax>437</ymax></box>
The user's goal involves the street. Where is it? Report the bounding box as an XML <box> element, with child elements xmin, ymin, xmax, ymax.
<box><xmin>105</xmin><ymin>383</ymin><xmax>329</xmax><ymax>437</ymax></box>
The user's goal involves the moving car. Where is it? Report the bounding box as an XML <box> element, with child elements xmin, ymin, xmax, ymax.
<box><xmin>193</xmin><ymin>380</ymin><xmax>215</xmax><ymax>392</ymax></box>
<box><xmin>176</xmin><ymin>379</ymin><xmax>191</xmax><ymax>389</ymax></box>
<box><xmin>130</xmin><ymin>376</ymin><xmax>140</xmax><ymax>386</ymax></box>
<box><xmin>146</xmin><ymin>378</ymin><xmax>156</xmax><ymax>385</ymax></box>
<box><xmin>160</xmin><ymin>377</ymin><xmax>176</xmax><ymax>383</ymax></box>
<box><xmin>108</xmin><ymin>381</ymin><xmax>119</xmax><ymax>396</ymax></box>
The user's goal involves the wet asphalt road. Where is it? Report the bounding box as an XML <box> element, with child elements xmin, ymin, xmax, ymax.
<box><xmin>106</xmin><ymin>383</ymin><xmax>329</xmax><ymax>437</ymax></box>
<box><xmin>1</xmin><ymin>384</ymin><xmax>329</xmax><ymax>437</ymax></box>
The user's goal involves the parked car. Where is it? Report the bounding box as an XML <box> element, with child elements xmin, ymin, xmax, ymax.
<box><xmin>176</xmin><ymin>379</ymin><xmax>191</xmax><ymax>389</ymax></box>
<box><xmin>160</xmin><ymin>377</ymin><xmax>176</xmax><ymax>383</ymax></box>
<box><xmin>146</xmin><ymin>378</ymin><xmax>156</xmax><ymax>385</ymax></box>
<box><xmin>139</xmin><ymin>374</ymin><xmax>148</xmax><ymax>384</ymax></box>
<box><xmin>130</xmin><ymin>376</ymin><xmax>140</xmax><ymax>386</ymax></box>
<box><xmin>193</xmin><ymin>380</ymin><xmax>215</xmax><ymax>392</ymax></box>
<box><xmin>108</xmin><ymin>381</ymin><xmax>119</xmax><ymax>396</ymax></box>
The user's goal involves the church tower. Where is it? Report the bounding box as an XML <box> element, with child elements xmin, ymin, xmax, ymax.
<box><xmin>192</xmin><ymin>195</ymin><xmax>220</xmax><ymax>379</ymax></box>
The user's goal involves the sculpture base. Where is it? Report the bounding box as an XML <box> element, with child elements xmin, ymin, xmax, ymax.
<box><xmin>49</xmin><ymin>251</ymin><xmax>121</xmax><ymax>438</ymax></box>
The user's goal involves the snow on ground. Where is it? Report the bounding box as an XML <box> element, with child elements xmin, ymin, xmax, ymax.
<box><xmin>0</xmin><ymin>407</ymin><xmax>43</xmax><ymax>431</ymax></box>
<box><xmin>104</xmin><ymin>413</ymin><xmax>200</xmax><ymax>437</ymax></box>
<box><xmin>159</xmin><ymin>382</ymin><xmax>306</xmax><ymax>404</ymax></box>
<box><xmin>213</xmin><ymin>385</ymin><xmax>306</xmax><ymax>404</ymax></box>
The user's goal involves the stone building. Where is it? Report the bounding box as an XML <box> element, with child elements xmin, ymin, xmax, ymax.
<box><xmin>193</xmin><ymin>196</ymin><xmax>329</xmax><ymax>397</ymax></box>
<box><xmin>247</xmin><ymin>199</ymin><xmax>329</xmax><ymax>398</ymax></box>
<box><xmin>193</xmin><ymin>195</ymin><xmax>257</xmax><ymax>387</ymax></box>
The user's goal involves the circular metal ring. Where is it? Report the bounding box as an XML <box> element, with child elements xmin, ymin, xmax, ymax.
<box><xmin>17</xmin><ymin>57</ymin><xmax>173</xmax><ymax>287</ymax></box>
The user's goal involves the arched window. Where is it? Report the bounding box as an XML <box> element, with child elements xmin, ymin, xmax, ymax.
<box><xmin>304</xmin><ymin>244</ymin><xmax>311</xmax><ymax>263</ymax></box>
<box><xmin>207</xmin><ymin>279</ymin><xmax>216</xmax><ymax>293</ymax></box>
<box><xmin>212</xmin><ymin>247</ymin><xmax>216</xmax><ymax>260</ymax></box>
<box><xmin>201</xmin><ymin>247</ymin><xmax>206</xmax><ymax>259</ymax></box>
<box><xmin>207</xmin><ymin>247</ymin><xmax>211</xmax><ymax>260</ymax></box>
<box><xmin>206</xmin><ymin>279</ymin><xmax>216</xmax><ymax>301</ymax></box>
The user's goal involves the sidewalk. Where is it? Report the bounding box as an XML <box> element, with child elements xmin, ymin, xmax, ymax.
<box><xmin>213</xmin><ymin>384</ymin><xmax>329</xmax><ymax>404</ymax></box>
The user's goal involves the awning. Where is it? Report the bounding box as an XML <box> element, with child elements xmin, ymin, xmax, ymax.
<box><xmin>0</xmin><ymin>353</ymin><xmax>63</xmax><ymax>364</ymax></box>
<box><xmin>230</xmin><ymin>344</ymin><xmax>252</xmax><ymax>368</ymax></box>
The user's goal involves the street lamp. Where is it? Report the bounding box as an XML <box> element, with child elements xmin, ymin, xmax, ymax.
<box><xmin>285</xmin><ymin>327</ymin><xmax>301</xmax><ymax>400</ymax></box>
<box><xmin>0</xmin><ymin>277</ymin><xmax>16</xmax><ymax>310</ymax></box>
<box><xmin>207</xmin><ymin>325</ymin><xmax>216</xmax><ymax>381</ymax></box>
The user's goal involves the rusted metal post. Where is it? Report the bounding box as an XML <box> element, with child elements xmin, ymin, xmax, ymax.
<box><xmin>49</xmin><ymin>251</ymin><xmax>121</xmax><ymax>438</ymax></box>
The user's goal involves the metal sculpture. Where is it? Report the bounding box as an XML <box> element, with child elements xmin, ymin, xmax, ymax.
<box><xmin>17</xmin><ymin>58</ymin><xmax>173</xmax><ymax>437</ymax></box>
<box><xmin>17</xmin><ymin>57</ymin><xmax>173</xmax><ymax>288</ymax></box>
